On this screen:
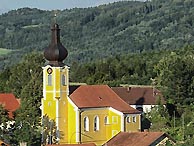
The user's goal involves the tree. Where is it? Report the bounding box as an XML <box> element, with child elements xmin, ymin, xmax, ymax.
<box><xmin>2</xmin><ymin>52</ymin><xmax>45</xmax><ymax>145</ymax></box>
<box><xmin>154</xmin><ymin>47</ymin><xmax>194</xmax><ymax>105</ymax></box>
<box><xmin>41</xmin><ymin>115</ymin><xmax>59</xmax><ymax>145</ymax></box>
<box><xmin>0</xmin><ymin>105</ymin><xmax>11</xmax><ymax>144</ymax></box>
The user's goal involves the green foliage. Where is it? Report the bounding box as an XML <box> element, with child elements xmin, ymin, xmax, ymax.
<box><xmin>1</xmin><ymin>1</ymin><xmax>194</xmax><ymax>69</ymax></box>
<box><xmin>0</xmin><ymin>105</ymin><xmax>10</xmax><ymax>142</ymax></box>
<box><xmin>70</xmin><ymin>50</ymin><xmax>165</xmax><ymax>86</ymax></box>
<box><xmin>5</xmin><ymin>52</ymin><xmax>44</xmax><ymax>97</ymax></box>
<box><xmin>154</xmin><ymin>46</ymin><xmax>194</xmax><ymax>105</ymax></box>
<box><xmin>0</xmin><ymin>52</ymin><xmax>44</xmax><ymax>145</ymax></box>
<box><xmin>41</xmin><ymin>115</ymin><xmax>59</xmax><ymax>145</ymax></box>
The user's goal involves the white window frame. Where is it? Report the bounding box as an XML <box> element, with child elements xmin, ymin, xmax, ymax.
<box><xmin>94</xmin><ymin>116</ymin><xmax>99</xmax><ymax>131</ymax></box>
<box><xmin>132</xmin><ymin>116</ymin><xmax>136</xmax><ymax>123</ymax></box>
<box><xmin>84</xmin><ymin>117</ymin><xmax>89</xmax><ymax>132</ymax></box>
<box><xmin>126</xmin><ymin>116</ymin><xmax>131</xmax><ymax>123</ymax></box>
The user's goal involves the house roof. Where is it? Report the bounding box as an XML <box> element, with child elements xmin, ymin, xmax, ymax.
<box><xmin>0</xmin><ymin>140</ymin><xmax>10</xmax><ymax>146</ymax></box>
<box><xmin>70</xmin><ymin>85</ymin><xmax>140</xmax><ymax>114</ymax></box>
<box><xmin>46</xmin><ymin>143</ymin><xmax>96</xmax><ymax>146</ymax></box>
<box><xmin>104</xmin><ymin>132</ymin><xmax>175</xmax><ymax>146</ymax></box>
<box><xmin>112</xmin><ymin>86</ymin><xmax>165</xmax><ymax>105</ymax></box>
<box><xmin>0</xmin><ymin>93</ymin><xmax>20</xmax><ymax>118</ymax></box>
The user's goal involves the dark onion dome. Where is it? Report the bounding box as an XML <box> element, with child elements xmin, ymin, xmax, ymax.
<box><xmin>44</xmin><ymin>23</ymin><xmax>68</xmax><ymax>67</ymax></box>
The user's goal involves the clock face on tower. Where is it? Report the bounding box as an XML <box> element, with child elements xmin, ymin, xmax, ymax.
<box><xmin>47</xmin><ymin>67</ymin><xmax>53</xmax><ymax>74</ymax></box>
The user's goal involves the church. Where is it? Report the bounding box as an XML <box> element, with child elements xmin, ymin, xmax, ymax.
<box><xmin>41</xmin><ymin>23</ymin><xmax>141</xmax><ymax>145</ymax></box>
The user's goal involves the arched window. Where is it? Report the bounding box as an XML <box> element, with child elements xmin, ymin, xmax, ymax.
<box><xmin>94</xmin><ymin>116</ymin><xmax>99</xmax><ymax>131</ymax></box>
<box><xmin>62</xmin><ymin>74</ymin><xmax>66</xmax><ymax>86</ymax></box>
<box><xmin>126</xmin><ymin>116</ymin><xmax>131</xmax><ymax>123</ymax></box>
<box><xmin>84</xmin><ymin>117</ymin><xmax>89</xmax><ymax>131</ymax></box>
<box><xmin>48</xmin><ymin>74</ymin><xmax>52</xmax><ymax>86</ymax></box>
<box><xmin>104</xmin><ymin>116</ymin><xmax>109</xmax><ymax>125</ymax></box>
<box><xmin>132</xmin><ymin>116</ymin><xmax>136</xmax><ymax>123</ymax></box>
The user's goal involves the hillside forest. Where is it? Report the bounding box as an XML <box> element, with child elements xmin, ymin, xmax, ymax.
<box><xmin>0</xmin><ymin>0</ymin><xmax>194</xmax><ymax>145</ymax></box>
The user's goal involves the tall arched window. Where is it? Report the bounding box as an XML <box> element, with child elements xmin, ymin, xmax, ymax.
<box><xmin>94</xmin><ymin>116</ymin><xmax>99</xmax><ymax>131</ymax></box>
<box><xmin>62</xmin><ymin>74</ymin><xmax>66</xmax><ymax>86</ymax></box>
<box><xmin>126</xmin><ymin>116</ymin><xmax>131</xmax><ymax>123</ymax></box>
<box><xmin>48</xmin><ymin>74</ymin><xmax>52</xmax><ymax>86</ymax></box>
<box><xmin>84</xmin><ymin>117</ymin><xmax>89</xmax><ymax>131</ymax></box>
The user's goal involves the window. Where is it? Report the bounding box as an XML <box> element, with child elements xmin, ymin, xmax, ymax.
<box><xmin>132</xmin><ymin>116</ymin><xmax>136</xmax><ymax>123</ymax></box>
<box><xmin>94</xmin><ymin>116</ymin><xmax>99</xmax><ymax>131</ymax></box>
<box><xmin>62</xmin><ymin>74</ymin><xmax>66</xmax><ymax>86</ymax></box>
<box><xmin>48</xmin><ymin>74</ymin><xmax>52</xmax><ymax>86</ymax></box>
<box><xmin>84</xmin><ymin>117</ymin><xmax>89</xmax><ymax>131</ymax></box>
<box><xmin>126</xmin><ymin>116</ymin><xmax>131</xmax><ymax>123</ymax></box>
<box><xmin>112</xmin><ymin>116</ymin><xmax>118</xmax><ymax>124</ymax></box>
<box><xmin>104</xmin><ymin>116</ymin><xmax>109</xmax><ymax>125</ymax></box>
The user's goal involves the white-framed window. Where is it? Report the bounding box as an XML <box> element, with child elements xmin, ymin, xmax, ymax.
<box><xmin>62</xmin><ymin>74</ymin><xmax>66</xmax><ymax>86</ymax></box>
<box><xmin>84</xmin><ymin>117</ymin><xmax>89</xmax><ymax>131</ymax></box>
<box><xmin>94</xmin><ymin>116</ymin><xmax>99</xmax><ymax>131</ymax></box>
<box><xmin>112</xmin><ymin>116</ymin><xmax>118</xmax><ymax>124</ymax></box>
<box><xmin>132</xmin><ymin>116</ymin><xmax>136</xmax><ymax>123</ymax></box>
<box><xmin>48</xmin><ymin>74</ymin><xmax>52</xmax><ymax>86</ymax></box>
<box><xmin>126</xmin><ymin>116</ymin><xmax>131</xmax><ymax>123</ymax></box>
<box><xmin>104</xmin><ymin>116</ymin><xmax>109</xmax><ymax>125</ymax></box>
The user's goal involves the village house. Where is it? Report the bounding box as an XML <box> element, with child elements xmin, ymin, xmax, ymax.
<box><xmin>112</xmin><ymin>86</ymin><xmax>166</xmax><ymax>113</ymax></box>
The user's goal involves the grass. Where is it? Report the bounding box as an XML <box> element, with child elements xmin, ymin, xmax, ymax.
<box><xmin>0</xmin><ymin>48</ymin><xmax>12</xmax><ymax>56</ymax></box>
<box><xmin>22</xmin><ymin>24</ymin><xmax>42</xmax><ymax>29</ymax></box>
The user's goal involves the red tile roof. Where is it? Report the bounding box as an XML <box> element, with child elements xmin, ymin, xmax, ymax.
<box><xmin>46</xmin><ymin>143</ymin><xmax>96</xmax><ymax>146</ymax></box>
<box><xmin>112</xmin><ymin>86</ymin><xmax>165</xmax><ymax>105</ymax></box>
<box><xmin>104</xmin><ymin>132</ymin><xmax>174</xmax><ymax>146</ymax></box>
<box><xmin>0</xmin><ymin>93</ymin><xmax>20</xmax><ymax>118</ymax></box>
<box><xmin>0</xmin><ymin>140</ymin><xmax>10</xmax><ymax>146</ymax></box>
<box><xmin>70</xmin><ymin>85</ymin><xmax>140</xmax><ymax>114</ymax></box>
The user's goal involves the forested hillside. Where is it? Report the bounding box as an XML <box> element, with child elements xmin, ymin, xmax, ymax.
<box><xmin>1</xmin><ymin>1</ymin><xmax>194</xmax><ymax>144</ymax></box>
<box><xmin>1</xmin><ymin>0</ymin><xmax>194</xmax><ymax>68</ymax></box>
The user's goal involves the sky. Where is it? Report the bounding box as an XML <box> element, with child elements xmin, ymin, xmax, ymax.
<box><xmin>0</xmin><ymin>0</ymin><xmax>143</xmax><ymax>14</ymax></box>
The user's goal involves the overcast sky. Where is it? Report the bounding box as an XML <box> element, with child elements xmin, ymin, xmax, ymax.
<box><xmin>0</xmin><ymin>0</ymin><xmax>144</xmax><ymax>14</ymax></box>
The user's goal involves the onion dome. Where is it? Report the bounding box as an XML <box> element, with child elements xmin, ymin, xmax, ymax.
<box><xmin>44</xmin><ymin>23</ymin><xmax>68</xmax><ymax>66</ymax></box>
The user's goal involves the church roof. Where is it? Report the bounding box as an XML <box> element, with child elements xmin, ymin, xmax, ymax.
<box><xmin>44</xmin><ymin>23</ymin><xmax>68</xmax><ymax>67</ymax></box>
<box><xmin>0</xmin><ymin>93</ymin><xmax>20</xmax><ymax>118</ymax></box>
<box><xmin>112</xmin><ymin>86</ymin><xmax>165</xmax><ymax>105</ymax></box>
<box><xmin>70</xmin><ymin>85</ymin><xmax>140</xmax><ymax>114</ymax></box>
<box><xmin>104</xmin><ymin>132</ymin><xmax>175</xmax><ymax>146</ymax></box>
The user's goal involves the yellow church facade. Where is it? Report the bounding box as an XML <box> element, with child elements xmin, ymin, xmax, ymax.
<box><xmin>41</xmin><ymin>23</ymin><xmax>141</xmax><ymax>146</ymax></box>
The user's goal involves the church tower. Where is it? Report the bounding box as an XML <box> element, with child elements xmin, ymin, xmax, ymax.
<box><xmin>42</xmin><ymin>23</ymin><xmax>70</xmax><ymax>143</ymax></box>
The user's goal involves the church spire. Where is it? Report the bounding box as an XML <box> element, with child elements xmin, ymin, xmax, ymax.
<box><xmin>44</xmin><ymin>23</ymin><xmax>68</xmax><ymax>67</ymax></box>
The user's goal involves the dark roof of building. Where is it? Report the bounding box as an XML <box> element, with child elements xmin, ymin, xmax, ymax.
<box><xmin>46</xmin><ymin>143</ymin><xmax>96</xmax><ymax>146</ymax></box>
<box><xmin>69</xmin><ymin>85</ymin><xmax>81</xmax><ymax>95</ymax></box>
<box><xmin>0</xmin><ymin>93</ymin><xmax>20</xmax><ymax>118</ymax></box>
<box><xmin>112</xmin><ymin>86</ymin><xmax>165</xmax><ymax>105</ymax></box>
<box><xmin>44</xmin><ymin>23</ymin><xmax>68</xmax><ymax>67</ymax></box>
<box><xmin>70</xmin><ymin>85</ymin><xmax>140</xmax><ymax>114</ymax></box>
<box><xmin>104</xmin><ymin>132</ymin><xmax>175</xmax><ymax>146</ymax></box>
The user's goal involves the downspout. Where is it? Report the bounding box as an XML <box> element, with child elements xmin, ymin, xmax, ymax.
<box><xmin>124</xmin><ymin>115</ymin><xmax>126</xmax><ymax>132</ymax></box>
<box><xmin>79</xmin><ymin>109</ymin><xmax>83</xmax><ymax>144</ymax></box>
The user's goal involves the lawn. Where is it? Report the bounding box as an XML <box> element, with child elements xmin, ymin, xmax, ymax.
<box><xmin>0</xmin><ymin>48</ymin><xmax>12</xmax><ymax>56</ymax></box>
